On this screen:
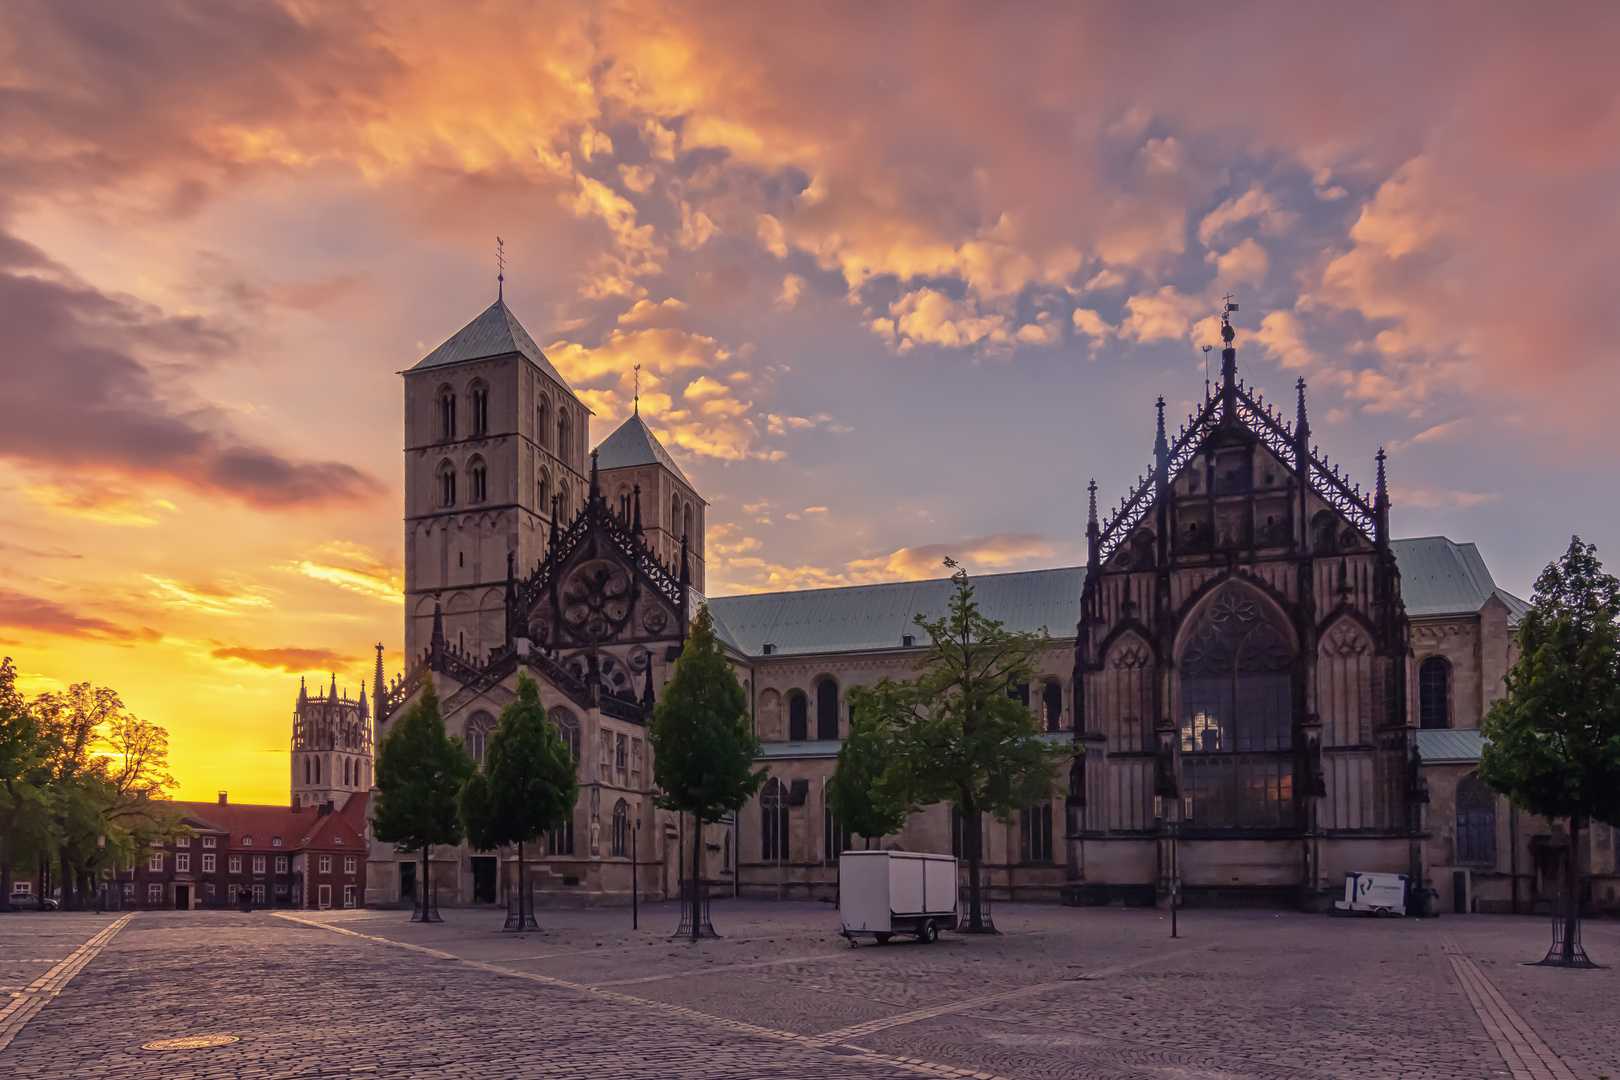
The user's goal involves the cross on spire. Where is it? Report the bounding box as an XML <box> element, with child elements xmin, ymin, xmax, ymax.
<box><xmin>496</xmin><ymin>236</ymin><xmax>505</xmax><ymax>300</ymax></box>
<box><xmin>633</xmin><ymin>363</ymin><xmax>641</xmax><ymax>415</ymax></box>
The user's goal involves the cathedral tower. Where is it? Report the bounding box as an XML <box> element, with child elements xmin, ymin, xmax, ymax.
<box><xmin>403</xmin><ymin>298</ymin><xmax>591</xmax><ymax>659</ymax></box>
<box><xmin>291</xmin><ymin>676</ymin><xmax>373</xmax><ymax>809</ymax></box>
<box><xmin>594</xmin><ymin>406</ymin><xmax>707</xmax><ymax>592</ymax></box>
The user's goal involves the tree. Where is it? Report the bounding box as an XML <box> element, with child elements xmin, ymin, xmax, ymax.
<box><xmin>827</xmin><ymin>704</ymin><xmax>908</xmax><ymax>846</ymax></box>
<box><xmin>459</xmin><ymin>673</ymin><xmax>578</xmax><ymax>932</ymax></box>
<box><xmin>374</xmin><ymin>675</ymin><xmax>473</xmax><ymax>922</ymax></box>
<box><xmin>0</xmin><ymin>659</ymin><xmax>43</xmax><ymax>910</ymax></box>
<box><xmin>649</xmin><ymin>605</ymin><xmax>766</xmax><ymax>939</ymax></box>
<box><xmin>1478</xmin><ymin>536</ymin><xmax>1620</xmax><ymax>966</ymax></box>
<box><xmin>854</xmin><ymin>560</ymin><xmax>1071</xmax><ymax>932</ymax></box>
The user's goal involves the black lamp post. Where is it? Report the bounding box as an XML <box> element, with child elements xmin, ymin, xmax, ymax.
<box><xmin>631</xmin><ymin>806</ymin><xmax>640</xmax><ymax>931</ymax></box>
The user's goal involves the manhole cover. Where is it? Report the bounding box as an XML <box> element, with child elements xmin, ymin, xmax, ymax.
<box><xmin>141</xmin><ymin>1035</ymin><xmax>240</xmax><ymax>1051</ymax></box>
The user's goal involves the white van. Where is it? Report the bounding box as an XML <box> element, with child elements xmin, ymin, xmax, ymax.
<box><xmin>1333</xmin><ymin>871</ymin><xmax>1409</xmax><ymax>917</ymax></box>
<box><xmin>839</xmin><ymin>851</ymin><xmax>959</xmax><ymax>944</ymax></box>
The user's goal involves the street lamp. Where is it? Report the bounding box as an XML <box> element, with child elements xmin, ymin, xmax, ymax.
<box><xmin>1154</xmin><ymin>723</ymin><xmax>1181</xmax><ymax>939</ymax></box>
<box><xmin>632</xmin><ymin>803</ymin><xmax>640</xmax><ymax>931</ymax></box>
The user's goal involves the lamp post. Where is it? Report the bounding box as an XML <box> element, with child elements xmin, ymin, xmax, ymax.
<box><xmin>632</xmin><ymin>805</ymin><xmax>640</xmax><ymax>931</ymax></box>
<box><xmin>1154</xmin><ymin>723</ymin><xmax>1181</xmax><ymax>939</ymax></box>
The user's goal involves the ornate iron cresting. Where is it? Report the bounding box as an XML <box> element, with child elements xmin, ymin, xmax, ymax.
<box><xmin>1096</xmin><ymin>381</ymin><xmax>1377</xmax><ymax>563</ymax></box>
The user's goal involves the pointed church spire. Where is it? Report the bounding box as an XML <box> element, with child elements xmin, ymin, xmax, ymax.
<box><xmin>1154</xmin><ymin>396</ymin><xmax>1169</xmax><ymax>489</ymax></box>
<box><xmin>631</xmin><ymin>483</ymin><xmax>644</xmax><ymax>536</ymax></box>
<box><xmin>430</xmin><ymin>599</ymin><xmax>445</xmax><ymax>657</ymax></box>
<box><xmin>329</xmin><ymin>673</ymin><xmax>339</xmax><ymax>701</ymax></box>
<box><xmin>1374</xmin><ymin>447</ymin><xmax>1390</xmax><ymax>549</ymax></box>
<box><xmin>1086</xmin><ymin>479</ymin><xmax>1100</xmax><ymax>573</ymax></box>
<box><xmin>359</xmin><ymin>681</ymin><xmax>369</xmax><ymax>719</ymax></box>
<box><xmin>588</xmin><ymin>448</ymin><xmax>600</xmax><ymax>505</ymax></box>
<box><xmin>298</xmin><ymin>676</ymin><xmax>308</xmax><ymax>709</ymax></box>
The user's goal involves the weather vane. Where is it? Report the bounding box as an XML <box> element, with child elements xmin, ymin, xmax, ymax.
<box><xmin>496</xmin><ymin>236</ymin><xmax>505</xmax><ymax>300</ymax></box>
<box><xmin>633</xmin><ymin>363</ymin><xmax>641</xmax><ymax>415</ymax></box>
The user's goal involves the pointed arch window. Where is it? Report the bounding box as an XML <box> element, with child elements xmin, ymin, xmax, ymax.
<box><xmin>557</xmin><ymin>410</ymin><xmax>571</xmax><ymax>464</ymax></box>
<box><xmin>537</xmin><ymin>469</ymin><xmax>550</xmax><ymax>514</ymax></box>
<box><xmin>787</xmin><ymin>690</ymin><xmax>808</xmax><ymax>741</ymax></box>
<box><xmin>1043</xmin><ymin>681</ymin><xmax>1063</xmax><ymax>732</ymax></box>
<box><xmin>1419</xmin><ymin>656</ymin><xmax>1451</xmax><ymax>729</ymax></box>
<box><xmin>465</xmin><ymin>711</ymin><xmax>495</xmax><ymax>766</ymax></box>
<box><xmin>683</xmin><ymin>503</ymin><xmax>693</xmax><ymax>544</ymax></box>
<box><xmin>537</xmin><ymin>396</ymin><xmax>551</xmax><ymax>450</ymax></box>
<box><xmin>439</xmin><ymin>386</ymin><xmax>457</xmax><ymax>440</ymax></box>
<box><xmin>761</xmin><ymin>778</ymin><xmax>789</xmax><ymax>860</ymax></box>
<box><xmin>611</xmin><ymin>799</ymin><xmax>629</xmax><ymax>858</ymax></box>
<box><xmin>550</xmin><ymin>708</ymin><xmax>580</xmax><ymax>760</ymax></box>
<box><xmin>1177</xmin><ymin>586</ymin><xmax>1295</xmax><ymax>829</ymax></box>
<box><xmin>470</xmin><ymin>381</ymin><xmax>490</xmax><ymax>435</ymax></box>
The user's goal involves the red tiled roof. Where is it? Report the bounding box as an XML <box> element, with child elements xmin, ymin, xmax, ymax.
<box><xmin>171</xmin><ymin>800</ymin><xmax>361</xmax><ymax>852</ymax></box>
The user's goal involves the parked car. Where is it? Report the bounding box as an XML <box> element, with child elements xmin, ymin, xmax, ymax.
<box><xmin>7</xmin><ymin>892</ymin><xmax>58</xmax><ymax>911</ymax></box>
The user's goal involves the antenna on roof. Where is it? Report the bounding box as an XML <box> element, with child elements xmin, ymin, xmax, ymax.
<box><xmin>1202</xmin><ymin>344</ymin><xmax>1212</xmax><ymax>399</ymax></box>
<box><xmin>633</xmin><ymin>363</ymin><xmax>641</xmax><ymax>416</ymax></box>
<box><xmin>496</xmin><ymin>236</ymin><xmax>505</xmax><ymax>301</ymax></box>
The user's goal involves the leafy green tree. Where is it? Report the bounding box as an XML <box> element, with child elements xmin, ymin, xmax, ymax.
<box><xmin>374</xmin><ymin>675</ymin><xmax>474</xmax><ymax>922</ymax></box>
<box><xmin>1478</xmin><ymin>536</ymin><xmax>1620</xmax><ymax>965</ymax></box>
<box><xmin>854</xmin><ymin>560</ymin><xmax>1071</xmax><ymax>932</ymax></box>
<box><xmin>827</xmin><ymin>703</ymin><xmax>908</xmax><ymax>846</ymax></box>
<box><xmin>459</xmin><ymin>673</ymin><xmax>578</xmax><ymax>931</ymax></box>
<box><xmin>0</xmin><ymin>659</ymin><xmax>43</xmax><ymax>910</ymax></box>
<box><xmin>649</xmin><ymin>605</ymin><xmax>766</xmax><ymax>939</ymax></box>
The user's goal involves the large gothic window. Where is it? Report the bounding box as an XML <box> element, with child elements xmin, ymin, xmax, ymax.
<box><xmin>816</xmin><ymin>678</ymin><xmax>839</xmax><ymax>740</ymax></box>
<box><xmin>611</xmin><ymin>799</ymin><xmax>629</xmax><ymax>858</ymax></box>
<box><xmin>761</xmin><ymin>778</ymin><xmax>789</xmax><ymax>860</ymax></box>
<box><xmin>465</xmin><ymin>711</ymin><xmax>495</xmax><ymax>766</ymax></box>
<box><xmin>550</xmin><ymin>708</ymin><xmax>580</xmax><ymax>760</ymax></box>
<box><xmin>1178</xmin><ymin>587</ymin><xmax>1295</xmax><ymax>830</ymax></box>
<box><xmin>787</xmin><ymin>691</ymin><xmax>808</xmax><ymax>741</ymax></box>
<box><xmin>1043</xmin><ymin>681</ymin><xmax>1063</xmax><ymax>732</ymax></box>
<box><xmin>1456</xmin><ymin>774</ymin><xmax>1497</xmax><ymax>866</ymax></box>
<box><xmin>1419</xmin><ymin>656</ymin><xmax>1451</xmax><ymax>729</ymax></box>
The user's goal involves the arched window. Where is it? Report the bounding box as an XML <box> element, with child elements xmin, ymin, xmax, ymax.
<box><xmin>550</xmin><ymin>708</ymin><xmax>580</xmax><ymax>760</ymax></box>
<box><xmin>304</xmin><ymin>757</ymin><xmax>311</xmax><ymax>785</ymax></box>
<box><xmin>1043</xmin><ymin>681</ymin><xmax>1063</xmax><ymax>732</ymax></box>
<box><xmin>558</xmin><ymin>480</ymin><xmax>570</xmax><ymax>519</ymax></box>
<box><xmin>1311</xmin><ymin>511</ymin><xmax>1338</xmax><ymax>555</ymax></box>
<box><xmin>439</xmin><ymin>386</ymin><xmax>457</xmax><ymax>440</ymax></box>
<box><xmin>671</xmin><ymin>495</ymin><xmax>680</xmax><ymax>535</ymax></box>
<box><xmin>465</xmin><ymin>711</ymin><xmax>495</xmax><ymax>765</ymax></box>
<box><xmin>1177</xmin><ymin>586</ymin><xmax>1295</xmax><ymax>829</ymax></box>
<box><xmin>618</xmin><ymin>486</ymin><xmax>632</xmax><ymax>521</ymax></box>
<box><xmin>468</xmin><ymin>456</ymin><xmax>488</xmax><ymax>503</ymax></box>
<box><xmin>761</xmin><ymin>778</ymin><xmax>789</xmax><ymax>860</ymax></box>
<box><xmin>1456</xmin><ymin>774</ymin><xmax>1497</xmax><ymax>866</ymax></box>
<box><xmin>537</xmin><ymin>469</ymin><xmax>550</xmax><ymax>513</ymax></box>
<box><xmin>557</xmin><ymin>410</ymin><xmax>571</xmax><ymax>463</ymax></box>
<box><xmin>314</xmin><ymin>758</ymin><xmax>320</xmax><ymax>784</ymax></box>
<box><xmin>683</xmin><ymin>503</ymin><xmax>693</xmax><ymax>543</ymax></box>
<box><xmin>470</xmin><ymin>381</ymin><xmax>490</xmax><ymax>435</ymax></box>
<box><xmin>816</xmin><ymin>678</ymin><xmax>839</xmax><ymax>740</ymax></box>
<box><xmin>438</xmin><ymin>460</ymin><xmax>457</xmax><ymax>507</ymax></box>
<box><xmin>787</xmin><ymin>691</ymin><xmax>808</xmax><ymax>741</ymax></box>
<box><xmin>1419</xmin><ymin>656</ymin><xmax>1451</xmax><ymax>729</ymax></box>
<box><xmin>1008</xmin><ymin>682</ymin><xmax>1030</xmax><ymax>708</ymax></box>
<box><xmin>1020</xmin><ymin>801</ymin><xmax>1053</xmax><ymax>863</ymax></box>
<box><xmin>611</xmin><ymin>799</ymin><xmax>629</xmax><ymax>858</ymax></box>
<box><xmin>343</xmin><ymin>758</ymin><xmax>350</xmax><ymax>785</ymax></box>
<box><xmin>537</xmin><ymin>395</ymin><xmax>551</xmax><ymax>451</ymax></box>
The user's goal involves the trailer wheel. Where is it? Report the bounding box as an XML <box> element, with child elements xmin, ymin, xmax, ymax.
<box><xmin>874</xmin><ymin>933</ymin><xmax>892</xmax><ymax>945</ymax></box>
<box><xmin>1374</xmin><ymin>906</ymin><xmax>1391</xmax><ymax>919</ymax></box>
<box><xmin>917</xmin><ymin>919</ymin><xmax>938</xmax><ymax>944</ymax></box>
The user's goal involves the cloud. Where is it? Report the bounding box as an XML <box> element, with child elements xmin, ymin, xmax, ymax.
<box><xmin>144</xmin><ymin>575</ymin><xmax>273</xmax><ymax>616</ymax></box>
<box><xmin>210</xmin><ymin>645</ymin><xmax>359</xmax><ymax>674</ymax></box>
<box><xmin>877</xmin><ymin>289</ymin><xmax>1010</xmax><ymax>352</ymax></box>
<box><xmin>1119</xmin><ymin>287</ymin><xmax>1204</xmax><ymax>344</ymax></box>
<box><xmin>0</xmin><ymin>587</ymin><xmax>159</xmax><ymax>643</ymax></box>
<box><xmin>293</xmin><ymin>542</ymin><xmax>401</xmax><ymax>604</ymax></box>
<box><xmin>0</xmin><ymin>235</ymin><xmax>382</xmax><ymax>509</ymax></box>
<box><xmin>776</xmin><ymin>274</ymin><xmax>805</xmax><ymax>309</ymax></box>
<box><xmin>1253</xmin><ymin>311</ymin><xmax>1316</xmax><ymax>370</ymax></box>
<box><xmin>1197</xmin><ymin>186</ymin><xmax>1293</xmax><ymax>246</ymax></box>
<box><xmin>1072</xmin><ymin>309</ymin><xmax>1115</xmax><ymax>345</ymax></box>
<box><xmin>1209</xmin><ymin>238</ymin><xmax>1268</xmax><ymax>285</ymax></box>
<box><xmin>1389</xmin><ymin>485</ymin><xmax>1500</xmax><ymax>510</ymax></box>
<box><xmin>847</xmin><ymin>532</ymin><xmax>1057</xmax><ymax>581</ymax></box>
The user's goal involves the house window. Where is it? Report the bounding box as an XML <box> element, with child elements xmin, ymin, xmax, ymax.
<box><xmin>242</xmin><ymin>836</ymin><xmax>253</xmax><ymax>846</ymax></box>
<box><xmin>761</xmin><ymin>778</ymin><xmax>789</xmax><ymax>861</ymax></box>
<box><xmin>148</xmin><ymin>853</ymin><xmax>163</xmax><ymax>872</ymax></box>
<box><xmin>471</xmin><ymin>382</ymin><xmax>489</xmax><ymax>435</ymax></box>
<box><xmin>345</xmin><ymin>856</ymin><xmax>357</xmax><ymax>874</ymax></box>
<box><xmin>439</xmin><ymin>388</ymin><xmax>457</xmax><ymax>440</ymax></box>
<box><xmin>202</xmin><ymin>854</ymin><xmax>216</xmax><ymax>873</ymax></box>
<box><xmin>275</xmin><ymin>856</ymin><xmax>288</xmax><ymax>874</ymax></box>
<box><xmin>272</xmin><ymin>837</ymin><xmax>282</xmax><ymax>847</ymax></box>
<box><xmin>148</xmin><ymin>883</ymin><xmax>163</xmax><ymax>904</ymax></box>
<box><xmin>202</xmin><ymin>836</ymin><xmax>216</xmax><ymax>849</ymax></box>
<box><xmin>229</xmin><ymin>855</ymin><xmax>242</xmax><ymax>874</ymax></box>
<box><xmin>788</xmin><ymin>691</ymin><xmax>808</xmax><ymax>741</ymax></box>
<box><xmin>122</xmin><ymin>882</ymin><xmax>134</xmax><ymax>900</ymax></box>
<box><xmin>1177</xmin><ymin>587</ymin><xmax>1295</xmax><ymax>830</ymax></box>
<box><xmin>176</xmin><ymin>836</ymin><xmax>190</xmax><ymax>848</ymax></box>
<box><xmin>611</xmin><ymin>799</ymin><xmax>629</xmax><ymax>858</ymax></box>
<box><xmin>252</xmin><ymin>885</ymin><xmax>265</xmax><ymax>904</ymax></box>
<box><xmin>252</xmin><ymin>856</ymin><xmax>266</xmax><ymax>875</ymax></box>
<box><xmin>1043</xmin><ymin>681</ymin><xmax>1063</xmax><ymax>733</ymax></box>
<box><xmin>1419</xmin><ymin>656</ymin><xmax>1451</xmax><ymax>729</ymax></box>
<box><xmin>465</xmin><ymin>711</ymin><xmax>495</xmax><ymax>765</ymax></box>
<box><xmin>344</xmin><ymin>885</ymin><xmax>357</xmax><ymax>908</ymax></box>
<box><xmin>206</xmin><ymin>883</ymin><xmax>215</xmax><ymax>901</ymax></box>
<box><xmin>175</xmin><ymin>854</ymin><xmax>190</xmax><ymax>873</ymax></box>
<box><xmin>1020</xmin><ymin>802</ymin><xmax>1054</xmax><ymax>863</ymax></box>
<box><xmin>319</xmin><ymin>855</ymin><xmax>332</xmax><ymax>873</ymax></box>
<box><xmin>816</xmin><ymin>678</ymin><xmax>839</xmax><ymax>740</ymax></box>
<box><xmin>1456</xmin><ymin>774</ymin><xmax>1497</xmax><ymax>867</ymax></box>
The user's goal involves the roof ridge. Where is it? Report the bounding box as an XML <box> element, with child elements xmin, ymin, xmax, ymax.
<box><xmin>707</xmin><ymin>564</ymin><xmax>1081</xmax><ymax>604</ymax></box>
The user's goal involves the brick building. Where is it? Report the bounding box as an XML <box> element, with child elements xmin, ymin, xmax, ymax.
<box><xmin>118</xmin><ymin>792</ymin><xmax>369</xmax><ymax>911</ymax></box>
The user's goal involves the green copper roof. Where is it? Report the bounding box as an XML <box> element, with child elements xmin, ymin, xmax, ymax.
<box><xmin>594</xmin><ymin>412</ymin><xmax>691</xmax><ymax>487</ymax></box>
<box><xmin>1389</xmin><ymin>536</ymin><xmax>1529</xmax><ymax>622</ymax></box>
<box><xmin>1415</xmin><ymin>728</ymin><xmax>1488</xmax><ymax>764</ymax></box>
<box><xmin>410</xmin><ymin>299</ymin><xmax>574</xmax><ymax>392</ymax></box>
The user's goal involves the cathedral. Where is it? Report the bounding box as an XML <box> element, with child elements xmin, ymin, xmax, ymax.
<box><xmin>340</xmin><ymin>296</ymin><xmax>1620</xmax><ymax>917</ymax></box>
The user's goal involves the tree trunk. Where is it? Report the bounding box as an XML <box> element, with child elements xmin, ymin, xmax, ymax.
<box><xmin>1563</xmin><ymin>815</ymin><xmax>1583</xmax><ymax>964</ymax></box>
<box><xmin>517</xmin><ymin>839</ymin><xmax>529</xmax><ymax>928</ymax></box>
<box><xmin>0</xmin><ymin>809</ymin><xmax>14</xmax><ymax>913</ymax></box>
<box><xmin>965</xmin><ymin>809</ymin><xmax>984</xmax><ymax>932</ymax></box>
<box><xmin>690</xmin><ymin>814</ymin><xmax>703</xmax><ymax>941</ymax></box>
<box><xmin>414</xmin><ymin>844</ymin><xmax>429</xmax><ymax>923</ymax></box>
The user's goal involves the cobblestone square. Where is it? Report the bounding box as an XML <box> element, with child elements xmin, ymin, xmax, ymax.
<box><xmin>1</xmin><ymin>902</ymin><xmax>1615</xmax><ymax>1079</ymax></box>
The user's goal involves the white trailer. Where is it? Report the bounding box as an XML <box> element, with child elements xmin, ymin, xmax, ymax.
<box><xmin>838</xmin><ymin>850</ymin><xmax>959</xmax><ymax>945</ymax></box>
<box><xmin>1333</xmin><ymin>871</ymin><xmax>1410</xmax><ymax>917</ymax></box>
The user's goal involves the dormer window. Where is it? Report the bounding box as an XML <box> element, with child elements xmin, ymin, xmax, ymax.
<box><xmin>242</xmin><ymin>836</ymin><xmax>253</xmax><ymax>847</ymax></box>
<box><xmin>762</xmin><ymin>643</ymin><xmax>776</xmax><ymax>655</ymax></box>
<box><xmin>272</xmin><ymin>837</ymin><xmax>283</xmax><ymax>847</ymax></box>
<box><xmin>902</xmin><ymin>634</ymin><xmax>915</xmax><ymax>647</ymax></box>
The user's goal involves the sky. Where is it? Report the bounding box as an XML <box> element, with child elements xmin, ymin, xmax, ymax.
<box><xmin>2</xmin><ymin>1</ymin><xmax>1618</xmax><ymax>805</ymax></box>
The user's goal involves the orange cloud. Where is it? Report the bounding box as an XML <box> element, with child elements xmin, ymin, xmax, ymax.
<box><xmin>210</xmin><ymin>646</ymin><xmax>360</xmax><ymax>674</ymax></box>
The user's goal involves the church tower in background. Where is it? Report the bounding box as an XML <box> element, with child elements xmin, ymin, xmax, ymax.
<box><xmin>291</xmin><ymin>676</ymin><xmax>373</xmax><ymax>809</ymax></box>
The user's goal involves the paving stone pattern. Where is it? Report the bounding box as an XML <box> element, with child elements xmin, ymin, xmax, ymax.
<box><xmin>0</xmin><ymin>901</ymin><xmax>1614</xmax><ymax>1079</ymax></box>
